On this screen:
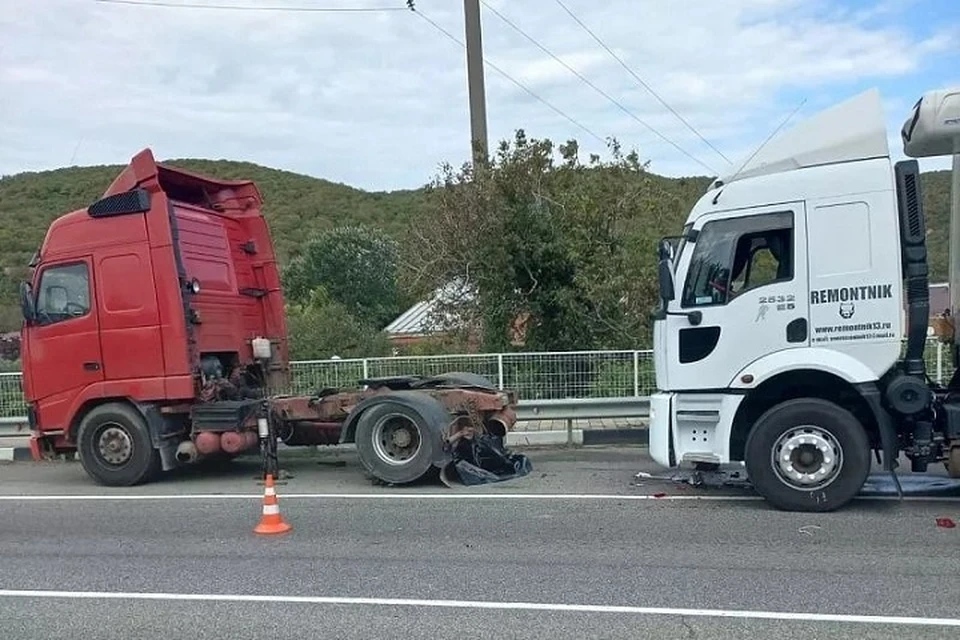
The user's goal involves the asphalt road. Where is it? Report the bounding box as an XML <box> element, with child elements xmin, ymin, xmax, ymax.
<box><xmin>1</xmin><ymin>445</ymin><xmax>959</xmax><ymax>639</ymax></box>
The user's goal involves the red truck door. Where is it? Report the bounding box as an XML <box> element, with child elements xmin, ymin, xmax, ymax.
<box><xmin>93</xmin><ymin>247</ymin><xmax>164</xmax><ymax>382</ymax></box>
<box><xmin>26</xmin><ymin>258</ymin><xmax>104</xmax><ymax>429</ymax></box>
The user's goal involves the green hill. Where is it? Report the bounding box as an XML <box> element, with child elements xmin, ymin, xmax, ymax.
<box><xmin>0</xmin><ymin>158</ymin><xmax>430</xmax><ymax>274</ymax></box>
<box><xmin>0</xmin><ymin>157</ymin><xmax>708</xmax><ymax>285</ymax></box>
<box><xmin>919</xmin><ymin>169</ymin><xmax>954</xmax><ymax>284</ymax></box>
<box><xmin>0</xmin><ymin>158</ymin><xmax>952</xmax><ymax>333</ymax></box>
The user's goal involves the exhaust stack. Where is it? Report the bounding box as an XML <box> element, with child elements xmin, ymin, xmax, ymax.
<box><xmin>894</xmin><ymin>159</ymin><xmax>929</xmax><ymax>377</ymax></box>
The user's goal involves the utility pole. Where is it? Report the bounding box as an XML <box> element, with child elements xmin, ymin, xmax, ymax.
<box><xmin>463</xmin><ymin>0</ymin><xmax>488</xmax><ymax>167</ymax></box>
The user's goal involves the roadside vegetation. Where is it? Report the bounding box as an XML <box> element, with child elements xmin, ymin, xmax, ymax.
<box><xmin>0</xmin><ymin>133</ymin><xmax>952</xmax><ymax>360</ymax></box>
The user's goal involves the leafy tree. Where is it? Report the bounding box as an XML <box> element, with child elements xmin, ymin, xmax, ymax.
<box><xmin>404</xmin><ymin>131</ymin><xmax>702</xmax><ymax>352</ymax></box>
<box><xmin>283</xmin><ymin>224</ymin><xmax>407</xmax><ymax>329</ymax></box>
<box><xmin>921</xmin><ymin>168</ymin><xmax>954</xmax><ymax>286</ymax></box>
<box><xmin>285</xmin><ymin>287</ymin><xmax>393</xmax><ymax>360</ymax></box>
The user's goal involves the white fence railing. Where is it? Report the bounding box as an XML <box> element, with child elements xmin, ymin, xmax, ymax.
<box><xmin>286</xmin><ymin>350</ymin><xmax>656</xmax><ymax>401</ymax></box>
<box><xmin>0</xmin><ymin>338</ymin><xmax>953</xmax><ymax>422</ymax></box>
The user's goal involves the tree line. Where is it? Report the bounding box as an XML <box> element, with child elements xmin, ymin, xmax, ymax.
<box><xmin>282</xmin><ymin>132</ymin><xmax>713</xmax><ymax>359</ymax></box>
<box><xmin>0</xmin><ymin>133</ymin><xmax>953</xmax><ymax>361</ymax></box>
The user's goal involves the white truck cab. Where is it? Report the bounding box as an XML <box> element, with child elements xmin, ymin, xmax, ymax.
<box><xmin>650</xmin><ymin>87</ymin><xmax>960</xmax><ymax>512</ymax></box>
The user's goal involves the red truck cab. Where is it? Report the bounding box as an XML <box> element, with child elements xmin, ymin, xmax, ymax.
<box><xmin>20</xmin><ymin>149</ymin><xmax>289</xmax><ymax>483</ymax></box>
<box><xmin>20</xmin><ymin>149</ymin><xmax>521</xmax><ymax>488</ymax></box>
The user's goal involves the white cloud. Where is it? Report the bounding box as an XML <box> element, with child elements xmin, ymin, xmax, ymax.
<box><xmin>508</xmin><ymin>49</ymin><xmax>609</xmax><ymax>86</ymax></box>
<box><xmin>0</xmin><ymin>0</ymin><xmax>957</xmax><ymax>189</ymax></box>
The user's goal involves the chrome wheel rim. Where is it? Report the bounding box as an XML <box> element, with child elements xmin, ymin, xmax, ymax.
<box><xmin>771</xmin><ymin>425</ymin><xmax>843</xmax><ymax>490</ymax></box>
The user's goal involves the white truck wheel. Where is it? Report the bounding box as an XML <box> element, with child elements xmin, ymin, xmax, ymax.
<box><xmin>744</xmin><ymin>398</ymin><xmax>871</xmax><ymax>512</ymax></box>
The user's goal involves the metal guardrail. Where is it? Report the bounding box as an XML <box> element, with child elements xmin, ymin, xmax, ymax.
<box><xmin>0</xmin><ymin>337</ymin><xmax>947</xmax><ymax>441</ymax></box>
<box><xmin>514</xmin><ymin>397</ymin><xmax>651</xmax><ymax>445</ymax></box>
<box><xmin>515</xmin><ymin>397</ymin><xmax>650</xmax><ymax>422</ymax></box>
<box><xmin>0</xmin><ymin>416</ymin><xmax>29</xmax><ymax>439</ymax></box>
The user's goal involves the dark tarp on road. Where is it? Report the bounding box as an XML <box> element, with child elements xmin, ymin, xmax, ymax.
<box><xmin>444</xmin><ymin>434</ymin><xmax>533</xmax><ymax>486</ymax></box>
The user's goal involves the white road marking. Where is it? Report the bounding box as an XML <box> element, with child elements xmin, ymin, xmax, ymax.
<box><xmin>0</xmin><ymin>492</ymin><xmax>760</xmax><ymax>501</ymax></box>
<box><xmin>0</xmin><ymin>492</ymin><xmax>953</xmax><ymax>502</ymax></box>
<box><xmin>0</xmin><ymin>589</ymin><xmax>956</xmax><ymax>627</ymax></box>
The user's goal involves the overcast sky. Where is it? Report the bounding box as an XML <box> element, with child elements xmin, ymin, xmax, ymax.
<box><xmin>1</xmin><ymin>0</ymin><xmax>958</xmax><ymax>191</ymax></box>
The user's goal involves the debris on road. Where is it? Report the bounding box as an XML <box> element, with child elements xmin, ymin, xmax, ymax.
<box><xmin>633</xmin><ymin>467</ymin><xmax>752</xmax><ymax>490</ymax></box>
<box><xmin>440</xmin><ymin>433</ymin><xmax>532</xmax><ymax>487</ymax></box>
<box><xmin>936</xmin><ymin>517</ymin><xmax>956</xmax><ymax>529</ymax></box>
<box><xmin>635</xmin><ymin>467</ymin><xmax>960</xmax><ymax>502</ymax></box>
<box><xmin>859</xmin><ymin>474</ymin><xmax>960</xmax><ymax>497</ymax></box>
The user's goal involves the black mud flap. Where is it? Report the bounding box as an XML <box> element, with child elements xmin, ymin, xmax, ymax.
<box><xmin>440</xmin><ymin>434</ymin><xmax>533</xmax><ymax>487</ymax></box>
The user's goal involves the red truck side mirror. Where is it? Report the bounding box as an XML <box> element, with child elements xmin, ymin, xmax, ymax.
<box><xmin>19</xmin><ymin>281</ymin><xmax>36</xmax><ymax>325</ymax></box>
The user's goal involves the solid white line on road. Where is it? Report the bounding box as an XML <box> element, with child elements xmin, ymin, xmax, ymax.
<box><xmin>0</xmin><ymin>589</ymin><xmax>957</xmax><ymax>627</ymax></box>
<box><xmin>0</xmin><ymin>492</ymin><xmax>760</xmax><ymax>501</ymax></box>
<box><xmin>0</xmin><ymin>492</ymin><xmax>954</xmax><ymax>503</ymax></box>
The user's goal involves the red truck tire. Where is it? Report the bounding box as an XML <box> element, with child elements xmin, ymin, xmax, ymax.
<box><xmin>355</xmin><ymin>401</ymin><xmax>436</xmax><ymax>485</ymax></box>
<box><xmin>76</xmin><ymin>402</ymin><xmax>162</xmax><ymax>487</ymax></box>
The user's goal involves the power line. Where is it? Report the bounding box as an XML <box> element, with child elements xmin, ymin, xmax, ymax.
<box><xmin>408</xmin><ymin>5</ymin><xmax>606</xmax><ymax>146</ymax></box>
<box><xmin>553</xmin><ymin>0</ymin><xmax>732</xmax><ymax>167</ymax></box>
<box><xmin>95</xmin><ymin>0</ymin><xmax>607</xmax><ymax>151</ymax></box>
<box><xmin>94</xmin><ymin>0</ymin><xmax>406</xmax><ymax>12</ymax></box>
<box><xmin>480</xmin><ymin>0</ymin><xmax>716</xmax><ymax>175</ymax></box>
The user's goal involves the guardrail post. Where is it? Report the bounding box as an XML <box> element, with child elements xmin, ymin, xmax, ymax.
<box><xmin>497</xmin><ymin>353</ymin><xmax>504</xmax><ymax>389</ymax></box>
<box><xmin>633</xmin><ymin>351</ymin><xmax>640</xmax><ymax>396</ymax></box>
<box><xmin>566</xmin><ymin>418</ymin><xmax>573</xmax><ymax>446</ymax></box>
<box><xmin>362</xmin><ymin>358</ymin><xmax>369</xmax><ymax>380</ymax></box>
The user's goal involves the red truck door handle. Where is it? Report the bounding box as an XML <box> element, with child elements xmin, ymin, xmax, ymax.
<box><xmin>83</xmin><ymin>361</ymin><xmax>101</xmax><ymax>371</ymax></box>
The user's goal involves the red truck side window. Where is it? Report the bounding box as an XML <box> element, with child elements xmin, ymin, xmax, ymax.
<box><xmin>36</xmin><ymin>263</ymin><xmax>90</xmax><ymax>325</ymax></box>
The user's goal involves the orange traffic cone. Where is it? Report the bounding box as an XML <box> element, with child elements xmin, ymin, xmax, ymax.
<box><xmin>254</xmin><ymin>474</ymin><xmax>292</xmax><ymax>536</ymax></box>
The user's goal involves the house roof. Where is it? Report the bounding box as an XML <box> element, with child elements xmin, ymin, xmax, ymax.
<box><xmin>384</xmin><ymin>299</ymin><xmax>441</xmax><ymax>336</ymax></box>
<box><xmin>384</xmin><ymin>281</ymin><xmax>474</xmax><ymax>337</ymax></box>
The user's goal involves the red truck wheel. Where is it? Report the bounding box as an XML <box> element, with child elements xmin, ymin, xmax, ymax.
<box><xmin>76</xmin><ymin>403</ymin><xmax>162</xmax><ymax>487</ymax></box>
<box><xmin>355</xmin><ymin>401</ymin><xmax>435</xmax><ymax>485</ymax></box>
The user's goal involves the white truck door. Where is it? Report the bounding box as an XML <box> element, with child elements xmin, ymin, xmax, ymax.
<box><xmin>663</xmin><ymin>202</ymin><xmax>809</xmax><ymax>390</ymax></box>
